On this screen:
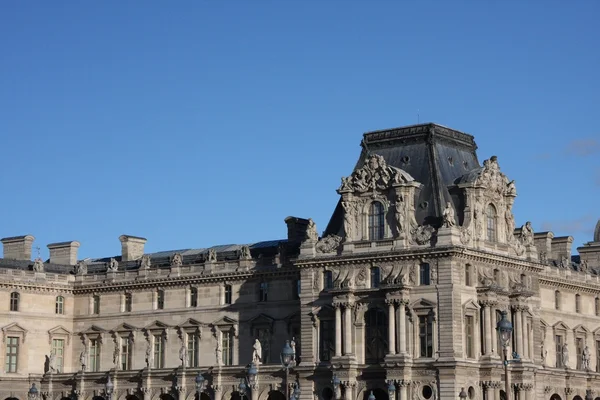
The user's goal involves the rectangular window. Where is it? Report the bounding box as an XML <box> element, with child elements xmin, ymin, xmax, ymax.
<box><xmin>10</xmin><ymin>293</ymin><xmax>19</xmax><ymax>312</ymax></box>
<box><xmin>124</xmin><ymin>293</ymin><xmax>132</xmax><ymax>312</ymax></box>
<box><xmin>296</xmin><ymin>279</ymin><xmax>301</xmax><ymax>299</ymax></box>
<box><xmin>224</xmin><ymin>285</ymin><xmax>232</xmax><ymax>305</ymax></box>
<box><xmin>5</xmin><ymin>337</ymin><xmax>18</xmax><ymax>372</ymax></box>
<box><xmin>324</xmin><ymin>271</ymin><xmax>333</xmax><ymax>290</ymax></box>
<box><xmin>89</xmin><ymin>339</ymin><xmax>100</xmax><ymax>372</ymax></box>
<box><xmin>418</xmin><ymin>315</ymin><xmax>433</xmax><ymax>358</ymax></box>
<box><xmin>93</xmin><ymin>295</ymin><xmax>100</xmax><ymax>315</ymax></box>
<box><xmin>259</xmin><ymin>282</ymin><xmax>268</xmax><ymax>302</ymax></box>
<box><xmin>555</xmin><ymin>335</ymin><xmax>564</xmax><ymax>368</ymax></box>
<box><xmin>576</xmin><ymin>337</ymin><xmax>584</xmax><ymax>370</ymax></box>
<box><xmin>320</xmin><ymin>320</ymin><xmax>334</xmax><ymax>362</ymax></box>
<box><xmin>465</xmin><ymin>265</ymin><xmax>471</xmax><ymax>286</ymax></box>
<box><xmin>222</xmin><ymin>331</ymin><xmax>233</xmax><ymax>366</ymax></box>
<box><xmin>465</xmin><ymin>315</ymin><xmax>474</xmax><ymax>359</ymax></box>
<box><xmin>157</xmin><ymin>290</ymin><xmax>165</xmax><ymax>310</ymax></box>
<box><xmin>596</xmin><ymin>340</ymin><xmax>600</xmax><ymax>372</ymax></box>
<box><xmin>420</xmin><ymin>264</ymin><xmax>430</xmax><ymax>286</ymax></box>
<box><xmin>371</xmin><ymin>267</ymin><xmax>381</xmax><ymax>288</ymax></box>
<box><xmin>55</xmin><ymin>296</ymin><xmax>64</xmax><ymax>314</ymax></box>
<box><xmin>120</xmin><ymin>337</ymin><xmax>131</xmax><ymax>370</ymax></box>
<box><xmin>187</xmin><ymin>333</ymin><xmax>199</xmax><ymax>367</ymax></box>
<box><xmin>153</xmin><ymin>335</ymin><xmax>164</xmax><ymax>368</ymax></box>
<box><xmin>52</xmin><ymin>339</ymin><xmax>64</xmax><ymax>373</ymax></box>
<box><xmin>190</xmin><ymin>287</ymin><xmax>198</xmax><ymax>308</ymax></box>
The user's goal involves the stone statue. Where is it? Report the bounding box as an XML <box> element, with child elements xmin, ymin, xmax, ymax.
<box><xmin>560</xmin><ymin>256</ymin><xmax>570</xmax><ymax>270</ymax></box>
<box><xmin>520</xmin><ymin>221</ymin><xmax>534</xmax><ymax>246</ymax></box>
<box><xmin>179</xmin><ymin>344</ymin><xmax>188</xmax><ymax>368</ymax></box>
<box><xmin>48</xmin><ymin>351</ymin><xmax>56</xmax><ymax>374</ymax></box>
<box><xmin>140</xmin><ymin>254</ymin><xmax>152</xmax><ymax>269</ymax></box>
<box><xmin>80</xmin><ymin>349</ymin><xmax>87</xmax><ymax>371</ymax></box>
<box><xmin>207</xmin><ymin>249</ymin><xmax>217</xmax><ymax>263</ymax></box>
<box><xmin>541</xmin><ymin>343</ymin><xmax>547</xmax><ymax>366</ymax></box>
<box><xmin>562</xmin><ymin>343</ymin><xmax>569</xmax><ymax>368</ymax></box>
<box><xmin>252</xmin><ymin>339</ymin><xmax>262</xmax><ymax>365</ymax></box>
<box><xmin>316</xmin><ymin>235</ymin><xmax>343</xmax><ymax>254</ymax></box>
<box><xmin>341</xmin><ymin>201</ymin><xmax>355</xmax><ymax>240</ymax></box>
<box><xmin>506</xmin><ymin>180</ymin><xmax>517</xmax><ymax>196</ymax></box>
<box><xmin>240</xmin><ymin>245</ymin><xmax>252</xmax><ymax>260</ymax></box>
<box><xmin>580</xmin><ymin>259</ymin><xmax>589</xmax><ymax>273</ymax></box>
<box><xmin>505</xmin><ymin>209</ymin><xmax>515</xmax><ymax>240</ymax></box>
<box><xmin>582</xmin><ymin>346</ymin><xmax>591</xmax><ymax>370</ymax></box>
<box><xmin>290</xmin><ymin>337</ymin><xmax>296</xmax><ymax>363</ymax></box>
<box><xmin>113</xmin><ymin>343</ymin><xmax>120</xmax><ymax>366</ymax></box>
<box><xmin>216</xmin><ymin>340</ymin><xmax>222</xmax><ymax>366</ymax></box>
<box><xmin>75</xmin><ymin>261</ymin><xmax>88</xmax><ymax>275</ymax></box>
<box><xmin>339</xmin><ymin>176</ymin><xmax>352</xmax><ymax>192</ymax></box>
<box><xmin>171</xmin><ymin>253</ymin><xmax>183</xmax><ymax>268</ymax></box>
<box><xmin>107</xmin><ymin>258</ymin><xmax>119</xmax><ymax>272</ymax></box>
<box><xmin>442</xmin><ymin>201</ymin><xmax>456</xmax><ymax>227</ymax></box>
<box><xmin>33</xmin><ymin>258</ymin><xmax>44</xmax><ymax>272</ymax></box>
<box><xmin>394</xmin><ymin>195</ymin><xmax>405</xmax><ymax>235</ymax></box>
<box><xmin>305</xmin><ymin>219</ymin><xmax>318</xmax><ymax>243</ymax></box>
<box><xmin>145</xmin><ymin>341</ymin><xmax>153</xmax><ymax>368</ymax></box>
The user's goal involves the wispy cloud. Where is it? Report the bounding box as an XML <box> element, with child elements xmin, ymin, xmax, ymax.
<box><xmin>566</xmin><ymin>138</ymin><xmax>600</xmax><ymax>157</ymax></box>
<box><xmin>540</xmin><ymin>215</ymin><xmax>596</xmax><ymax>237</ymax></box>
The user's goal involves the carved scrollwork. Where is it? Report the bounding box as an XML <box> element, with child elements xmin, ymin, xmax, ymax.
<box><xmin>316</xmin><ymin>234</ymin><xmax>343</xmax><ymax>253</ymax></box>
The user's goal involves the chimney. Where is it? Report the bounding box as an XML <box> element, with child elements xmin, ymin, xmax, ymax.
<box><xmin>551</xmin><ymin>236</ymin><xmax>574</xmax><ymax>262</ymax></box>
<box><xmin>119</xmin><ymin>235</ymin><xmax>147</xmax><ymax>261</ymax></box>
<box><xmin>534</xmin><ymin>231</ymin><xmax>554</xmax><ymax>258</ymax></box>
<box><xmin>1</xmin><ymin>235</ymin><xmax>35</xmax><ymax>260</ymax></box>
<box><xmin>47</xmin><ymin>241</ymin><xmax>80</xmax><ymax>265</ymax></box>
<box><xmin>284</xmin><ymin>216</ymin><xmax>310</xmax><ymax>244</ymax></box>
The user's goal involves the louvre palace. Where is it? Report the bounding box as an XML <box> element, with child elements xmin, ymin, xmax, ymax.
<box><xmin>2</xmin><ymin>123</ymin><xmax>600</xmax><ymax>400</ymax></box>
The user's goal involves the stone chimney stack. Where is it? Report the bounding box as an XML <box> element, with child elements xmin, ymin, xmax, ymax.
<box><xmin>1</xmin><ymin>235</ymin><xmax>35</xmax><ymax>260</ymax></box>
<box><xmin>551</xmin><ymin>236</ymin><xmax>574</xmax><ymax>262</ymax></box>
<box><xmin>47</xmin><ymin>241</ymin><xmax>80</xmax><ymax>265</ymax></box>
<box><xmin>284</xmin><ymin>216</ymin><xmax>310</xmax><ymax>245</ymax></box>
<box><xmin>119</xmin><ymin>235</ymin><xmax>147</xmax><ymax>261</ymax></box>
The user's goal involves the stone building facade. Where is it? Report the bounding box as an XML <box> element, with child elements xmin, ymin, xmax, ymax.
<box><xmin>1</xmin><ymin>123</ymin><xmax>600</xmax><ymax>400</ymax></box>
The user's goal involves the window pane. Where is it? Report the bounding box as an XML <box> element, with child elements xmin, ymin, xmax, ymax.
<box><xmin>89</xmin><ymin>339</ymin><xmax>100</xmax><ymax>372</ymax></box>
<box><xmin>420</xmin><ymin>264</ymin><xmax>430</xmax><ymax>286</ymax></box>
<box><xmin>320</xmin><ymin>320</ymin><xmax>334</xmax><ymax>362</ymax></box>
<box><xmin>52</xmin><ymin>339</ymin><xmax>64</xmax><ymax>373</ymax></box>
<box><xmin>370</xmin><ymin>267</ymin><xmax>380</xmax><ymax>288</ymax></box>
<box><xmin>121</xmin><ymin>337</ymin><xmax>130</xmax><ymax>370</ymax></box>
<box><xmin>153</xmin><ymin>335</ymin><xmax>163</xmax><ymax>368</ymax></box>
<box><xmin>324</xmin><ymin>271</ymin><xmax>333</xmax><ymax>289</ymax></box>
<box><xmin>55</xmin><ymin>296</ymin><xmax>64</xmax><ymax>314</ymax></box>
<box><xmin>465</xmin><ymin>316</ymin><xmax>473</xmax><ymax>358</ymax></box>
<box><xmin>125</xmin><ymin>294</ymin><xmax>132</xmax><ymax>312</ymax></box>
<box><xmin>369</xmin><ymin>202</ymin><xmax>385</xmax><ymax>240</ymax></box>
<box><xmin>365</xmin><ymin>309</ymin><xmax>387</xmax><ymax>363</ymax></box>
<box><xmin>190</xmin><ymin>288</ymin><xmax>198</xmax><ymax>307</ymax></box>
<box><xmin>5</xmin><ymin>337</ymin><xmax>18</xmax><ymax>372</ymax></box>
<box><xmin>225</xmin><ymin>285</ymin><xmax>232</xmax><ymax>304</ymax></box>
<box><xmin>222</xmin><ymin>331</ymin><xmax>233</xmax><ymax>366</ymax></box>
<box><xmin>10</xmin><ymin>293</ymin><xmax>19</xmax><ymax>312</ymax></box>
<box><xmin>486</xmin><ymin>205</ymin><xmax>496</xmax><ymax>241</ymax></box>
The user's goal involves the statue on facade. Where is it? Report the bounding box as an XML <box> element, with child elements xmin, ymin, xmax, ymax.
<box><xmin>145</xmin><ymin>341</ymin><xmax>153</xmax><ymax>368</ymax></box>
<box><xmin>240</xmin><ymin>245</ymin><xmax>252</xmax><ymax>260</ymax></box>
<box><xmin>305</xmin><ymin>219</ymin><xmax>318</xmax><ymax>243</ymax></box>
<box><xmin>79</xmin><ymin>349</ymin><xmax>87</xmax><ymax>371</ymax></box>
<box><xmin>107</xmin><ymin>258</ymin><xmax>119</xmax><ymax>272</ymax></box>
<box><xmin>140</xmin><ymin>254</ymin><xmax>152</xmax><ymax>269</ymax></box>
<box><xmin>541</xmin><ymin>343</ymin><xmax>547</xmax><ymax>366</ymax></box>
<box><xmin>207</xmin><ymin>249</ymin><xmax>217</xmax><ymax>263</ymax></box>
<box><xmin>580</xmin><ymin>259</ymin><xmax>589</xmax><ymax>273</ymax></box>
<box><xmin>442</xmin><ymin>202</ymin><xmax>456</xmax><ymax>228</ymax></box>
<box><xmin>290</xmin><ymin>337</ymin><xmax>296</xmax><ymax>363</ymax></box>
<box><xmin>560</xmin><ymin>256</ymin><xmax>570</xmax><ymax>270</ymax></box>
<box><xmin>506</xmin><ymin>180</ymin><xmax>517</xmax><ymax>196</ymax></box>
<box><xmin>216</xmin><ymin>340</ymin><xmax>223</xmax><ymax>366</ymax></box>
<box><xmin>582</xmin><ymin>346</ymin><xmax>591</xmax><ymax>370</ymax></box>
<box><xmin>520</xmin><ymin>221</ymin><xmax>534</xmax><ymax>246</ymax></box>
<box><xmin>179</xmin><ymin>344</ymin><xmax>188</xmax><ymax>368</ymax></box>
<box><xmin>48</xmin><ymin>351</ymin><xmax>56</xmax><ymax>374</ymax></box>
<box><xmin>252</xmin><ymin>339</ymin><xmax>262</xmax><ymax>365</ymax></box>
<box><xmin>339</xmin><ymin>176</ymin><xmax>352</xmax><ymax>192</ymax></box>
<box><xmin>341</xmin><ymin>201</ymin><xmax>355</xmax><ymax>240</ymax></box>
<box><xmin>394</xmin><ymin>195</ymin><xmax>405</xmax><ymax>235</ymax></box>
<box><xmin>75</xmin><ymin>261</ymin><xmax>88</xmax><ymax>275</ymax></box>
<box><xmin>33</xmin><ymin>258</ymin><xmax>44</xmax><ymax>272</ymax></box>
<box><xmin>562</xmin><ymin>343</ymin><xmax>569</xmax><ymax>368</ymax></box>
<box><xmin>171</xmin><ymin>253</ymin><xmax>183</xmax><ymax>268</ymax></box>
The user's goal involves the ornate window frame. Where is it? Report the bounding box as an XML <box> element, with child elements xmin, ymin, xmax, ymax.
<box><xmin>409</xmin><ymin>299</ymin><xmax>437</xmax><ymax>359</ymax></box>
<box><xmin>573</xmin><ymin>324</ymin><xmax>589</xmax><ymax>370</ymax></box>
<box><xmin>110</xmin><ymin>323</ymin><xmax>137</xmax><ymax>371</ymax></box>
<box><xmin>462</xmin><ymin>300</ymin><xmax>480</xmax><ymax>359</ymax></box>
<box><xmin>9</xmin><ymin>292</ymin><xmax>20</xmax><ymax>312</ymax></box>
<box><xmin>55</xmin><ymin>295</ymin><xmax>65</xmax><ymax>315</ymax></box>
<box><xmin>485</xmin><ymin>203</ymin><xmax>497</xmax><ymax>242</ymax></box>
<box><xmin>249</xmin><ymin>313</ymin><xmax>275</xmax><ymax>363</ymax></box>
<box><xmin>315</xmin><ymin>305</ymin><xmax>335</xmax><ymax>363</ymax></box>
<box><xmin>177</xmin><ymin>318</ymin><xmax>202</xmax><ymax>368</ymax></box>
<box><xmin>210</xmin><ymin>316</ymin><xmax>238</xmax><ymax>366</ymax></box>
<box><xmin>552</xmin><ymin>321</ymin><xmax>569</xmax><ymax>368</ymax></box>
<box><xmin>81</xmin><ymin>325</ymin><xmax>105</xmax><ymax>372</ymax></box>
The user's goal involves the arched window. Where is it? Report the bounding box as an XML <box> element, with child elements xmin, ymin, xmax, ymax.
<box><xmin>370</xmin><ymin>267</ymin><xmax>380</xmax><ymax>288</ymax></box>
<box><xmin>369</xmin><ymin>201</ymin><xmax>385</xmax><ymax>241</ymax></box>
<box><xmin>486</xmin><ymin>204</ymin><xmax>497</xmax><ymax>241</ymax></box>
<box><xmin>10</xmin><ymin>292</ymin><xmax>19</xmax><ymax>311</ymax></box>
<box><xmin>365</xmin><ymin>308</ymin><xmax>387</xmax><ymax>363</ymax></box>
<box><xmin>55</xmin><ymin>296</ymin><xmax>64</xmax><ymax>314</ymax></box>
<box><xmin>555</xmin><ymin>291</ymin><xmax>561</xmax><ymax>310</ymax></box>
<box><xmin>575</xmin><ymin>294</ymin><xmax>581</xmax><ymax>313</ymax></box>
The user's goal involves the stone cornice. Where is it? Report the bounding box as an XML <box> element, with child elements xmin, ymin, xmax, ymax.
<box><xmin>0</xmin><ymin>280</ymin><xmax>74</xmax><ymax>294</ymax></box>
<box><xmin>539</xmin><ymin>276</ymin><xmax>600</xmax><ymax>294</ymax></box>
<box><xmin>72</xmin><ymin>268</ymin><xmax>298</xmax><ymax>294</ymax></box>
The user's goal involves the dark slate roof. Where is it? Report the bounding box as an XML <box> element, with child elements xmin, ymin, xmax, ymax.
<box><xmin>0</xmin><ymin>239</ymin><xmax>288</xmax><ymax>275</ymax></box>
<box><xmin>324</xmin><ymin>123</ymin><xmax>480</xmax><ymax>236</ymax></box>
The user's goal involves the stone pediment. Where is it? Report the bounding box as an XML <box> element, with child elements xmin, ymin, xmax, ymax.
<box><xmin>144</xmin><ymin>321</ymin><xmax>170</xmax><ymax>331</ymax></box>
<box><xmin>573</xmin><ymin>324</ymin><xmax>590</xmax><ymax>335</ymax></box>
<box><xmin>82</xmin><ymin>325</ymin><xmax>106</xmax><ymax>335</ymax></box>
<box><xmin>211</xmin><ymin>316</ymin><xmax>237</xmax><ymax>327</ymax></box>
<box><xmin>48</xmin><ymin>325</ymin><xmax>71</xmax><ymax>345</ymax></box>
<box><xmin>553</xmin><ymin>321</ymin><xmax>570</xmax><ymax>331</ymax></box>
<box><xmin>410</xmin><ymin>298</ymin><xmax>436</xmax><ymax>310</ymax></box>
<box><xmin>592</xmin><ymin>326</ymin><xmax>600</xmax><ymax>336</ymax></box>
<box><xmin>2</xmin><ymin>322</ymin><xmax>28</xmax><ymax>342</ymax></box>
<box><xmin>462</xmin><ymin>299</ymin><xmax>480</xmax><ymax>311</ymax></box>
<box><xmin>540</xmin><ymin>319</ymin><xmax>549</xmax><ymax>329</ymax></box>
<box><xmin>111</xmin><ymin>323</ymin><xmax>138</xmax><ymax>333</ymax></box>
<box><xmin>177</xmin><ymin>318</ymin><xmax>202</xmax><ymax>329</ymax></box>
<box><xmin>249</xmin><ymin>313</ymin><xmax>275</xmax><ymax>326</ymax></box>
<box><xmin>337</xmin><ymin>154</ymin><xmax>415</xmax><ymax>195</ymax></box>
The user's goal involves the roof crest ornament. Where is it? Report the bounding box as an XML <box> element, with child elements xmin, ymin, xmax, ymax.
<box><xmin>338</xmin><ymin>154</ymin><xmax>414</xmax><ymax>194</ymax></box>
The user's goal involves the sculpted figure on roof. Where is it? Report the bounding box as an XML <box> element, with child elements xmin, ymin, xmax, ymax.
<box><xmin>107</xmin><ymin>258</ymin><xmax>119</xmax><ymax>272</ymax></box>
<box><xmin>442</xmin><ymin>202</ymin><xmax>456</xmax><ymax>228</ymax></box>
<box><xmin>305</xmin><ymin>219</ymin><xmax>318</xmax><ymax>243</ymax></box>
<box><xmin>75</xmin><ymin>261</ymin><xmax>88</xmax><ymax>275</ymax></box>
<box><xmin>520</xmin><ymin>221</ymin><xmax>534</xmax><ymax>246</ymax></box>
<box><xmin>240</xmin><ymin>245</ymin><xmax>252</xmax><ymax>260</ymax></box>
<box><xmin>171</xmin><ymin>253</ymin><xmax>183</xmax><ymax>268</ymax></box>
<box><xmin>207</xmin><ymin>249</ymin><xmax>217</xmax><ymax>262</ymax></box>
<box><xmin>140</xmin><ymin>254</ymin><xmax>151</xmax><ymax>269</ymax></box>
<box><xmin>338</xmin><ymin>154</ymin><xmax>413</xmax><ymax>194</ymax></box>
<box><xmin>32</xmin><ymin>257</ymin><xmax>44</xmax><ymax>272</ymax></box>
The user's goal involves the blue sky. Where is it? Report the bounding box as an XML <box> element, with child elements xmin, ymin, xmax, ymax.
<box><xmin>1</xmin><ymin>1</ymin><xmax>598</xmax><ymax>260</ymax></box>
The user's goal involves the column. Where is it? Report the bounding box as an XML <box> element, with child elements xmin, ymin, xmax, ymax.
<box><xmin>484</xmin><ymin>384</ymin><xmax>493</xmax><ymax>400</ymax></box>
<box><xmin>335</xmin><ymin>303</ymin><xmax>342</xmax><ymax>357</ymax></box>
<box><xmin>521</xmin><ymin>308</ymin><xmax>528</xmax><ymax>359</ymax></box>
<box><xmin>514</xmin><ymin>307</ymin><xmax>523</xmax><ymax>357</ymax></box>
<box><xmin>488</xmin><ymin>303</ymin><xmax>497</xmax><ymax>355</ymax></box>
<box><xmin>344</xmin><ymin>303</ymin><xmax>353</xmax><ymax>355</ymax></box>
<box><xmin>483</xmin><ymin>302</ymin><xmax>492</xmax><ymax>355</ymax></box>
<box><xmin>387</xmin><ymin>299</ymin><xmax>396</xmax><ymax>355</ymax></box>
<box><xmin>398</xmin><ymin>301</ymin><xmax>407</xmax><ymax>354</ymax></box>
<box><xmin>398</xmin><ymin>382</ymin><xmax>408</xmax><ymax>400</ymax></box>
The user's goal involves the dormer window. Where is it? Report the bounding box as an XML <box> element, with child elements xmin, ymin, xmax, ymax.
<box><xmin>486</xmin><ymin>204</ymin><xmax>497</xmax><ymax>241</ymax></box>
<box><xmin>369</xmin><ymin>201</ymin><xmax>385</xmax><ymax>241</ymax></box>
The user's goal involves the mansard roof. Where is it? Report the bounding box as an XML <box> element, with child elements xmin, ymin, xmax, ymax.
<box><xmin>324</xmin><ymin>123</ymin><xmax>480</xmax><ymax>236</ymax></box>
